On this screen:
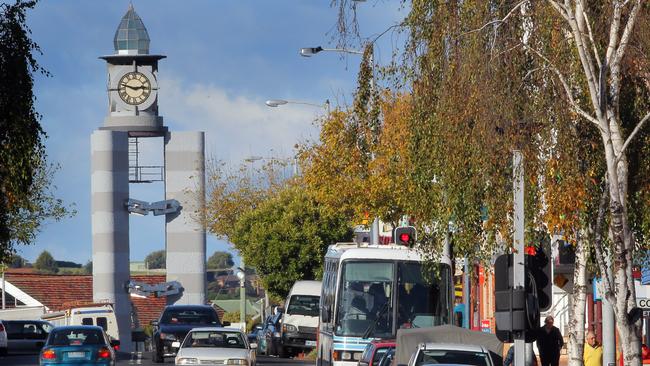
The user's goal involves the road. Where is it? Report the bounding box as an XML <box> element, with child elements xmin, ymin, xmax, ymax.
<box><xmin>1</xmin><ymin>353</ymin><xmax>315</xmax><ymax>366</ymax></box>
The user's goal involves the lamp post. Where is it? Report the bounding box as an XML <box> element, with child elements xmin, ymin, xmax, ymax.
<box><xmin>265</xmin><ymin>99</ymin><xmax>331</xmax><ymax>113</ymax></box>
<box><xmin>300</xmin><ymin>44</ymin><xmax>379</xmax><ymax>244</ymax></box>
<box><xmin>236</xmin><ymin>266</ymin><xmax>246</xmax><ymax>328</ymax></box>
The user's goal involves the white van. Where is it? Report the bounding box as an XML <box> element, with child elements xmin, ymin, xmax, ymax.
<box><xmin>280</xmin><ymin>280</ymin><xmax>321</xmax><ymax>357</ymax></box>
<box><xmin>41</xmin><ymin>302</ymin><xmax>119</xmax><ymax>341</ymax></box>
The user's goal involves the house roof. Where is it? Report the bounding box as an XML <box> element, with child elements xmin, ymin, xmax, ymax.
<box><xmin>4</xmin><ymin>273</ymin><xmax>168</xmax><ymax>327</ymax></box>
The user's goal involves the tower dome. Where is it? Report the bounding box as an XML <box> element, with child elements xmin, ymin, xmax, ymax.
<box><xmin>113</xmin><ymin>4</ymin><xmax>150</xmax><ymax>55</ymax></box>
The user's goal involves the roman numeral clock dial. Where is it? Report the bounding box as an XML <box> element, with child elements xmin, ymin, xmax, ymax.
<box><xmin>118</xmin><ymin>71</ymin><xmax>152</xmax><ymax>106</ymax></box>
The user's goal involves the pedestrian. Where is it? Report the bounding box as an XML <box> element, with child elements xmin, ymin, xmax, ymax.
<box><xmin>583</xmin><ymin>331</ymin><xmax>602</xmax><ymax>366</ymax></box>
<box><xmin>536</xmin><ymin>316</ymin><xmax>564</xmax><ymax>366</ymax></box>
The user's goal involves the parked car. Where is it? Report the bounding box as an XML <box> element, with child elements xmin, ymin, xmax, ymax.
<box><xmin>4</xmin><ymin>319</ymin><xmax>52</xmax><ymax>354</ymax></box>
<box><xmin>151</xmin><ymin>305</ymin><xmax>224</xmax><ymax>363</ymax></box>
<box><xmin>280</xmin><ymin>280</ymin><xmax>321</xmax><ymax>358</ymax></box>
<box><xmin>39</xmin><ymin>325</ymin><xmax>119</xmax><ymax>365</ymax></box>
<box><xmin>359</xmin><ymin>339</ymin><xmax>396</xmax><ymax>366</ymax></box>
<box><xmin>407</xmin><ymin>343</ymin><xmax>496</xmax><ymax>366</ymax></box>
<box><xmin>174</xmin><ymin>327</ymin><xmax>256</xmax><ymax>366</ymax></box>
<box><xmin>0</xmin><ymin>320</ymin><xmax>7</xmax><ymax>356</ymax></box>
<box><xmin>256</xmin><ymin>312</ymin><xmax>282</xmax><ymax>356</ymax></box>
<box><xmin>248</xmin><ymin>324</ymin><xmax>263</xmax><ymax>343</ymax></box>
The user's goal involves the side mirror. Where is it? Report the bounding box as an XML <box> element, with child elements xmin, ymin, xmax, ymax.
<box><xmin>250</xmin><ymin>343</ymin><xmax>258</xmax><ymax>349</ymax></box>
<box><xmin>150</xmin><ymin>320</ymin><xmax>159</xmax><ymax>327</ymax></box>
<box><xmin>171</xmin><ymin>341</ymin><xmax>181</xmax><ymax>348</ymax></box>
<box><xmin>222</xmin><ymin>321</ymin><xmax>231</xmax><ymax>327</ymax></box>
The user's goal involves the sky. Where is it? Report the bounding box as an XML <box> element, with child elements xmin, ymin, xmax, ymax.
<box><xmin>15</xmin><ymin>0</ymin><xmax>408</xmax><ymax>265</ymax></box>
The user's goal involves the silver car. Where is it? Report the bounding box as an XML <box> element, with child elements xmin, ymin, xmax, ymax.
<box><xmin>407</xmin><ymin>343</ymin><xmax>495</xmax><ymax>366</ymax></box>
<box><xmin>174</xmin><ymin>327</ymin><xmax>257</xmax><ymax>366</ymax></box>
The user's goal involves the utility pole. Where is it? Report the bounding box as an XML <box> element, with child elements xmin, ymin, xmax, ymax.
<box><xmin>513</xmin><ymin>150</ymin><xmax>526</xmax><ymax>366</ymax></box>
<box><xmin>239</xmin><ymin>260</ymin><xmax>246</xmax><ymax>327</ymax></box>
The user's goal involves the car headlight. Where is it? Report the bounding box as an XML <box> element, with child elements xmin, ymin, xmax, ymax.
<box><xmin>176</xmin><ymin>357</ymin><xmax>199</xmax><ymax>365</ymax></box>
<box><xmin>226</xmin><ymin>359</ymin><xmax>249</xmax><ymax>365</ymax></box>
<box><xmin>160</xmin><ymin>332</ymin><xmax>177</xmax><ymax>341</ymax></box>
<box><xmin>283</xmin><ymin>324</ymin><xmax>297</xmax><ymax>332</ymax></box>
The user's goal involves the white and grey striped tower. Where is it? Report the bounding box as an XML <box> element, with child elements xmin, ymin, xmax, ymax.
<box><xmin>165</xmin><ymin>131</ymin><xmax>206</xmax><ymax>305</ymax></box>
<box><xmin>92</xmin><ymin>5</ymin><xmax>206</xmax><ymax>350</ymax></box>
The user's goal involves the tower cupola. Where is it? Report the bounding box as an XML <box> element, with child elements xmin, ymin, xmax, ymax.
<box><xmin>113</xmin><ymin>4</ymin><xmax>150</xmax><ymax>55</ymax></box>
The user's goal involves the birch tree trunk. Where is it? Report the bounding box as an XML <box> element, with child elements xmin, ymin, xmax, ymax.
<box><xmin>567</xmin><ymin>233</ymin><xmax>588</xmax><ymax>366</ymax></box>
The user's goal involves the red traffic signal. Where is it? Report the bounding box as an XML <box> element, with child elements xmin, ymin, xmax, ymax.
<box><xmin>394</xmin><ymin>226</ymin><xmax>416</xmax><ymax>246</ymax></box>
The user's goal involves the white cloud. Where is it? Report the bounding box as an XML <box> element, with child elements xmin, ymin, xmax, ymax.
<box><xmin>158</xmin><ymin>74</ymin><xmax>322</xmax><ymax>163</ymax></box>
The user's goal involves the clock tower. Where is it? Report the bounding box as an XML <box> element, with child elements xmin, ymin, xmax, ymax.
<box><xmin>91</xmin><ymin>5</ymin><xmax>207</xmax><ymax>352</ymax></box>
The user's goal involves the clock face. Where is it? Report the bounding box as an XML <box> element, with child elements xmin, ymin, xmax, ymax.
<box><xmin>118</xmin><ymin>72</ymin><xmax>152</xmax><ymax>105</ymax></box>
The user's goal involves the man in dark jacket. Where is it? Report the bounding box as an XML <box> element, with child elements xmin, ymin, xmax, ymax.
<box><xmin>536</xmin><ymin>316</ymin><xmax>564</xmax><ymax>366</ymax></box>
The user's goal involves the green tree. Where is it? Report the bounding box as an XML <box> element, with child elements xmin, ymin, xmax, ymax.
<box><xmin>230</xmin><ymin>184</ymin><xmax>352</xmax><ymax>299</ymax></box>
<box><xmin>144</xmin><ymin>250</ymin><xmax>165</xmax><ymax>269</ymax></box>
<box><xmin>207</xmin><ymin>251</ymin><xmax>234</xmax><ymax>270</ymax></box>
<box><xmin>0</xmin><ymin>1</ymin><xmax>73</xmax><ymax>264</ymax></box>
<box><xmin>8</xmin><ymin>254</ymin><xmax>26</xmax><ymax>268</ymax></box>
<box><xmin>83</xmin><ymin>260</ymin><xmax>92</xmax><ymax>274</ymax></box>
<box><xmin>33</xmin><ymin>250</ymin><xmax>57</xmax><ymax>274</ymax></box>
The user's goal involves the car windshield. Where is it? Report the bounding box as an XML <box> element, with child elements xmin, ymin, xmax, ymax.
<box><xmin>287</xmin><ymin>295</ymin><xmax>320</xmax><ymax>317</ymax></box>
<box><xmin>49</xmin><ymin>329</ymin><xmax>105</xmax><ymax>346</ymax></box>
<box><xmin>183</xmin><ymin>331</ymin><xmax>246</xmax><ymax>349</ymax></box>
<box><xmin>417</xmin><ymin>349</ymin><xmax>491</xmax><ymax>366</ymax></box>
<box><xmin>161</xmin><ymin>308</ymin><xmax>219</xmax><ymax>325</ymax></box>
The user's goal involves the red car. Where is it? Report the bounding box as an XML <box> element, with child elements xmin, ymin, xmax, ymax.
<box><xmin>359</xmin><ymin>340</ymin><xmax>396</xmax><ymax>366</ymax></box>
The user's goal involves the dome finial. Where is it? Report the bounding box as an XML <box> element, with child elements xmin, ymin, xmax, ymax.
<box><xmin>113</xmin><ymin>4</ymin><xmax>150</xmax><ymax>55</ymax></box>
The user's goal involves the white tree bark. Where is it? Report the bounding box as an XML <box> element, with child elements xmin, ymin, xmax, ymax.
<box><xmin>567</xmin><ymin>233</ymin><xmax>588</xmax><ymax>366</ymax></box>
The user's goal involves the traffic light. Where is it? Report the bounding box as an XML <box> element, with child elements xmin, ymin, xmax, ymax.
<box><xmin>394</xmin><ymin>226</ymin><xmax>416</xmax><ymax>246</ymax></box>
<box><xmin>526</xmin><ymin>243</ymin><xmax>552</xmax><ymax>311</ymax></box>
<box><xmin>494</xmin><ymin>254</ymin><xmax>540</xmax><ymax>343</ymax></box>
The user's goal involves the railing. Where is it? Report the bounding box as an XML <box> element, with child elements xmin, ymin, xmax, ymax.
<box><xmin>129</xmin><ymin>165</ymin><xmax>164</xmax><ymax>183</ymax></box>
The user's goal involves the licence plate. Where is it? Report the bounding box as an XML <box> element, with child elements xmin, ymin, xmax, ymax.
<box><xmin>305</xmin><ymin>340</ymin><xmax>317</xmax><ymax>347</ymax></box>
<box><xmin>67</xmin><ymin>351</ymin><xmax>86</xmax><ymax>358</ymax></box>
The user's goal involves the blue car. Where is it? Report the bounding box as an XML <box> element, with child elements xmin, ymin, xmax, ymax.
<box><xmin>39</xmin><ymin>325</ymin><xmax>119</xmax><ymax>365</ymax></box>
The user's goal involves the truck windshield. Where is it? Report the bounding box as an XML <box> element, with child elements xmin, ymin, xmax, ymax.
<box><xmin>335</xmin><ymin>261</ymin><xmax>451</xmax><ymax>337</ymax></box>
<box><xmin>287</xmin><ymin>295</ymin><xmax>320</xmax><ymax>317</ymax></box>
<box><xmin>162</xmin><ymin>309</ymin><xmax>219</xmax><ymax>325</ymax></box>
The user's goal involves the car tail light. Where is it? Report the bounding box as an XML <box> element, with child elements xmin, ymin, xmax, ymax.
<box><xmin>97</xmin><ymin>347</ymin><xmax>111</xmax><ymax>359</ymax></box>
<box><xmin>42</xmin><ymin>349</ymin><xmax>57</xmax><ymax>360</ymax></box>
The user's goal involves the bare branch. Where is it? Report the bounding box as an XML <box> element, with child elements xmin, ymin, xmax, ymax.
<box><xmin>460</xmin><ymin>0</ymin><xmax>528</xmax><ymax>36</ymax></box>
<box><xmin>547</xmin><ymin>0</ymin><xmax>570</xmax><ymax>21</ymax></box>
<box><xmin>605</xmin><ymin>1</ymin><xmax>623</xmax><ymax>66</ymax></box>
<box><xmin>612</xmin><ymin>0</ymin><xmax>642</xmax><ymax>68</ymax></box>
<box><xmin>617</xmin><ymin>111</ymin><xmax>650</xmax><ymax>161</ymax></box>
<box><xmin>592</xmin><ymin>183</ymin><xmax>614</xmax><ymax>301</ymax></box>
<box><xmin>580</xmin><ymin>6</ymin><xmax>601</xmax><ymax>70</ymax></box>
<box><xmin>525</xmin><ymin>46</ymin><xmax>603</xmax><ymax>130</ymax></box>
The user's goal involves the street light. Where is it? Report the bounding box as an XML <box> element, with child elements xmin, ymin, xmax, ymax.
<box><xmin>235</xmin><ymin>267</ymin><xmax>246</xmax><ymax>327</ymax></box>
<box><xmin>299</xmin><ymin>46</ymin><xmax>364</xmax><ymax>57</ymax></box>
<box><xmin>265</xmin><ymin>99</ymin><xmax>330</xmax><ymax>112</ymax></box>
